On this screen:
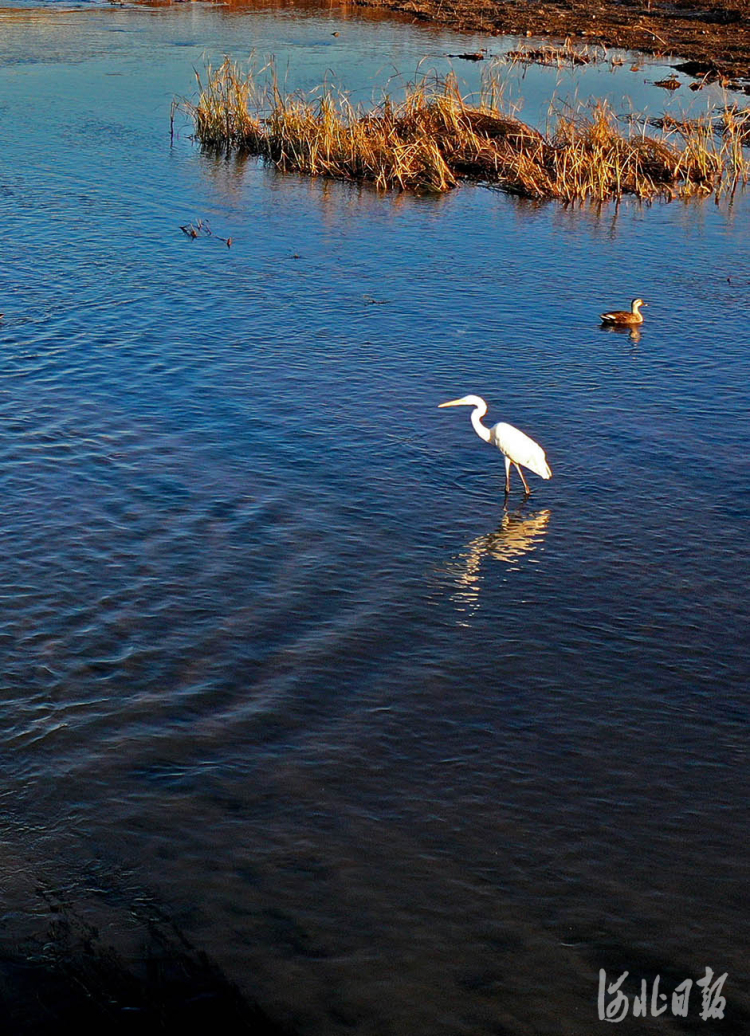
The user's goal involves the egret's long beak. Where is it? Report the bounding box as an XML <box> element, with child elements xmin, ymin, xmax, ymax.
<box><xmin>439</xmin><ymin>398</ymin><xmax>467</xmax><ymax>408</ymax></box>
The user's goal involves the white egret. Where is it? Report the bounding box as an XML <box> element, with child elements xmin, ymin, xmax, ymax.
<box><xmin>600</xmin><ymin>298</ymin><xmax>647</xmax><ymax>325</ymax></box>
<box><xmin>438</xmin><ymin>395</ymin><xmax>552</xmax><ymax>496</ymax></box>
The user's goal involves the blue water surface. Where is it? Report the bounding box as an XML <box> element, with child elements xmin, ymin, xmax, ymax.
<box><xmin>0</xmin><ymin>3</ymin><xmax>748</xmax><ymax>1034</ymax></box>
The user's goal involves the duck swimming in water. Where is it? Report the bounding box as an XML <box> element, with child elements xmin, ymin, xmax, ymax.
<box><xmin>600</xmin><ymin>298</ymin><xmax>647</xmax><ymax>325</ymax></box>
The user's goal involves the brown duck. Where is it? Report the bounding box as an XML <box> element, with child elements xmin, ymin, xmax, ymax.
<box><xmin>600</xmin><ymin>298</ymin><xmax>647</xmax><ymax>325</ymax></box>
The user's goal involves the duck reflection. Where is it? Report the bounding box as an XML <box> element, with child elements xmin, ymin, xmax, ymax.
<box><xmin>599</xmin><ymin>323</ymin><xmax>642</xmax><ymax>346</ymax></box>
<box><xmin>451</xmin><ymin>506</ymin><xmax>552</xmax><ymax>610</ymax></box>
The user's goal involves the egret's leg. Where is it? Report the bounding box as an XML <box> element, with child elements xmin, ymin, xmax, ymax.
<box><xmin>504</xmin><ymin>456</ymin><xmax>512</xmax><ymax>495</ymax></box>
<box><xmin>516</xmin><ymin>463</ymin><xmax>531</xmax><ymax>495</ymax></box>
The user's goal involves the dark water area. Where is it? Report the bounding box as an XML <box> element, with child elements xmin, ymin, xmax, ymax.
<box><xmin>0</xmin><ymin>2</ymin><xmax>748</xmax><ymax>1033</ymax></box>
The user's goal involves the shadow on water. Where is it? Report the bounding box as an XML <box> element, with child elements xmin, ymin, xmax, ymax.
<box><xmin>0</xmin><ymin>823</ymin><xmax>289</xmax><ymax>1036</ymax></box>
<box><xmin>0</xmin><ymin>874</ymin><xmax>291</xmax><ymax>1036</ymax></box>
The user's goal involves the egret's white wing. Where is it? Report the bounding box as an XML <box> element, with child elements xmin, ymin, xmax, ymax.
<box><xmin>492</xmin><ymin>422</ymin><xmax>552</xmax><ymax>479</ymax></box>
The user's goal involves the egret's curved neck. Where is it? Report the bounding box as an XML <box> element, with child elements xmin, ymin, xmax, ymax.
<box><xmin>471</xmin><ymin>402</ymin><xmax>491</xmax><ymax>443</ymax></box>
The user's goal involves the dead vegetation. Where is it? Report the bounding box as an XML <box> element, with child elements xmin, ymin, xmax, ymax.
<box><xmin>177</xmin><ymin>59</ymin><xmax>750</xmax><ymax>201</ymax></box>
<box><xmin>505</xmin><ymin>40</ymin><xmax>598</xmax><ymax>68</ymax></box>
<box><xmin>653</xmin><ymin>75</ymin><xmax>682</xmax><ymax>90</ymax></box>
<box><xmin>355</xmin><ymin>0</ymin><xmax>750</xmax><ymax>89</ymax></box>
<box><xmin>179</xmin><ymin>217</ymin><xmax>232</xmax><ymax>246</ymax></box>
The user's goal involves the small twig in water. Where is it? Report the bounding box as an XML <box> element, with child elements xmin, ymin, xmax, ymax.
<box><xmin>179</xmin><ymin>220</ymin><xmax>232</xmax><ymax>245</ymax></box>
<box><xmin>180</xmin><ymin>219</ymin><xmax>212</xmax><ymax>238</ymax></box>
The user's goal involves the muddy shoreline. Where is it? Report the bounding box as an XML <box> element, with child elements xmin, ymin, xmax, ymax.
<box><xmin>356</xmin><ymin>0</ymin><xmax>750</xmax><ymax>88</ymax></box>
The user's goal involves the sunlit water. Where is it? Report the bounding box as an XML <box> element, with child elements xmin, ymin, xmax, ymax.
<box><xmin>0</xmin><ymin>2</ymin><xmax>748</xmax><ymax>1033</ymax></box>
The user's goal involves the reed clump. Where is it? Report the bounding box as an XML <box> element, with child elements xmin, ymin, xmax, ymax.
<box><xmin>180</xmin><ymin>59</ymin><xmax>750</xmax><ymax>201</ymax></box>
<box><xmin>505</xmin><ymin>39</ymin><xmax>598</xmax><ymax>68</ymax></box>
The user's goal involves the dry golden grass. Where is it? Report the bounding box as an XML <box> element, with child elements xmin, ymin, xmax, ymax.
<box><xmin>505</xmin><ymin>39</ymin><xmax>599</xmax><ymax>68</ymax></box>
<box><xmin>178</xmin><ymin>59</ymin><xmax>750</xmax><ymax>201</ymax></box>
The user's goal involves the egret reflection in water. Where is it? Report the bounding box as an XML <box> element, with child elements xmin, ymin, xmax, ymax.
<box><xmin>449</xmin><ymin>507</ymin><xmax>552</xmax><ymax>612</ymax></box>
